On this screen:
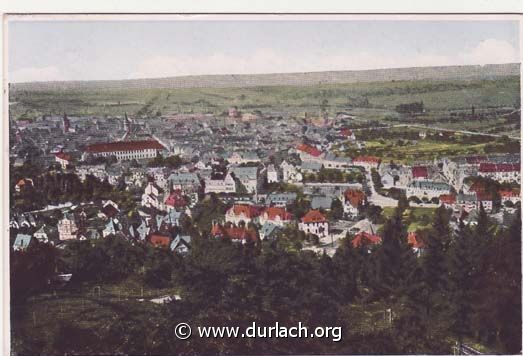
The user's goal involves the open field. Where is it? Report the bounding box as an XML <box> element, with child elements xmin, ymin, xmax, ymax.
<box><xmin>10</xmin><ymin>76</ymin><xmax>520</xmax><ymax>129</ymax></box>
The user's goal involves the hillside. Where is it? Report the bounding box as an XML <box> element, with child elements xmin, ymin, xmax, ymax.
<box><xmin>10</xmin><ymin>63</ymin><xmax>520</xmax><ymax>91</ymax></box>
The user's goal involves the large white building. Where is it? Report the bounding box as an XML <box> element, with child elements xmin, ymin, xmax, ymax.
<box><xmin>58</xmin><ymin>214</ymin><xmax>78</xmax><ymax>241</ymax></box>
<box><xmin>298</xmin><ymin>210</ymin><xmax>329</xmax><ymax>238</ymax></box>
<box><xmin>406</xmin><ymin>180</ymin><xmax>452</xmax><ymax>200</ymax></box>
<box><xmin>82</xmin><ymin>140</ymin><xmax>165</xmax><ymax>161</ymax></box>
<box><xmin>478</xmin><ymin>163</ymin><xmax>520</xmax><ymax>184</ymax></box>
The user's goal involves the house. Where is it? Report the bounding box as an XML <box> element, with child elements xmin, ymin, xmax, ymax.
<box><xmin>407</xmin><ymin>232</ymin><xmax>426</xmax><ymax>256</ymax></box>
<box><xmin>343</xmin><ymin>189</ymin><xmax>366</xmax><ymax>218</ymax></box>
<box><xmin>170</xmin><ymin>235</ymin><xmax>191</xmax><ymax>255</ymax></box>
<box><xmin>296</xmin><ymin>143</ymin><xmax>323</xmax><ymax>162</ymax></box>
<box><xmin>211</xmin><ymin>222</ymin><xmax>258</xmax><ymax>244</ymax></box>
<box><xmin>380</xmin><ymin>172</ymin><xmax>396</xmax><ymax>189</ymax></box>
<box><xmin>280</xmin><ymin>160</ymin><xmax>303</xmax><ymax>183</ymax></box>
<box><xmin>100</xmin><ymin>201</ymin><xmax>120</xmax><ymax>219</ymax></box>
<box><xmin>353</xmin><ymin>156</ymin><xmax>381</xmax><ymax>170</ymax></box>
<box><xmin>351</xmin><ymin>231</ymin><xmax>382</xmax><ymax>250</ymax></box>
<box><xmin>266</xmin><ymin>192</ymin><xmax>297</xmax><ymax>207</ymax></box>
<box><xmin>456</xmin><ymin>193</ymin><xmax>479</xmax><ymax>213</ymax></box>
<box><xmin>258</xmin><ymin>207</ymin><xmax>293</xmax><ymax>227</ymax></box>
<box><xmin>411</xmin><ymin>166</ymin><xmax>429</xmax><ymax>180</ymax></box>
<box><xmin>58</xmin><ymin>214</ymin><xmax>78</xmax><ymax>240</ymax></box>
<box><xmin>141</xmin><ymin>182</ymin><xmax>167</xmax><ymax>211</ymax></box>
<box><xmin>439</xmin><ymin>194</ymin><xmax>456</xmax><ymax>209</ymax></box>
<box><xmin>204</xmin><ymin>172</ymin><xmax>236</xmax><ymax>194</ymax></box>
<box><xmin>33</xmin><ymin>225</ymin><xmax>52</xmax><ymax>243</ymax></box>
<box><xmin>478</xmin><ymin>163</ymin><xmax>520</xmax><ymax>183</ymax></box>
<box><xmin>76</xmin><ymin>164</ymin><xmax>107</xmax><ymax>182</ymax></box>
<box><xmin>13</xmin><ymin>234</ymin><xmax>33</xmax><ymax>251</ymax></box>
<box><xmin>321</xmin><ymin>152</ymin><xmax>352</xmax><ymax>170</ymax></box>
<box><xmin>259</xmin><ymin>222</ymin><xmax>283</xmax><ymax>240</ymax></box>
<box><xmin>168</xmin><ymin>172</ymin><xmax>201</xmax><ymax>193</ymax></box>
<box><xmin>136</xmin><ymin>220</ymin><xmax>150</xmax><ymax>241</ymax></box>
<box><xmin>55</xmin><ymin>151</ymin><xmax>72</xmax><ymax>169</ymax></box>
<box><xmin>476</xmin><ymin>192</ymin><xmax>494</xmax><ymax>213</ymax></box>
<box><xmin>406</xmin><ymin>180</ymin><xmax>452</xmax><ymax>200</ymax></box>
<box><xmin>164</xmin><ymin>189</ymin><xmax>188</xmax><ymax>211</ymax></box>
<box><xmin>225</xmin><ymin>204</ymin><xmax>260</xmax><ymax>225</ymax></box>
<box><xmin>298</xmin><ymin>210</ymin><xmax>329</xmax><ymax>238</ymax></box>
<box><xmin>15</xmin><ymin>178</ymin><xmax>34</xmax><ymax>193</ymax></box>
<box><xmin>149</xmin><ymin>234</ymin><xmax>172</xmax><ymax>248</ymax></box>
<box><xmin>266</xmin><ymin>164</ymin><xmax>280</xmax><ymax>183</ymax></box>
<box><xmin>499</xmin><ymin>189</ymin><xmax>520</xmax><ymax>204</ymax></box>
<box><xmin>103</xmin><ymin>219</ymin><xmax>122</xmax><ymax>237</ymax></box>
<box><xmin>230</xmin><ymin>166</ymin><xmax>261</xmax><ymax>194</ymax></box>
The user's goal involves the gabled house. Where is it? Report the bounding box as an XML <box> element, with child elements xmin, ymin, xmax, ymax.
<box><xmin>259</xmin><ymin>222</ymin><xmax>283</xmax><ymax>240</ymax></box>
<box><xmin>141</xmin><ymin>182</ymin><xmax>167</xmax><ymax>211</ymax></box>
<box><xmin>343</xmin><ymin>189</ymin><xmax>366</xmax><ymax>218</ymax></box>
<box><xmin>266</xmin><ymin>192</ymin><xmax>297</xmax><ymax>207</ymax></box>
<box><xmin>351</xmin><ymin>231</ymin><xmax>381</xmax><ymax>250</ymax></box>
<box><xmin>280</xmin><ymin>160</ymin><xmax>303</xmax><ymax>183</ymax></box>
<box><xmin>407</xmin><ymin>231</ymin><xmax>426</xmax><ymax>257</ymax></box>
<box><xmin>170</xmin><ymin>235</ymin><xmax>191</xmax><ymax>255</ymax></box>
<box><xmin>149</xmin><ymin>234</ymin><xmax>172</xmax><ymax>248</ymax></box>
<box><xmin>298</xmin><ymin>210</ymin><xmax>329</xmax><ymax>238</ymax></box>
<box><xmin>225</xmin><ymin>204</ymin><xmax>260</xmax><ymax>225</ymax></box>
<box><xmin>210</xmin><ymin>222</ymin><xmax>258</xmax><ymax>244</ymax></box>
<box><xmin>164</xmin><ymin>189</ymin><xmax>188</xmax><ymax>211</ymax></box>
<box><xmin>258</xmin><ymin>207</ymin><xmax>293</xmax><ymax>227</ymax></box>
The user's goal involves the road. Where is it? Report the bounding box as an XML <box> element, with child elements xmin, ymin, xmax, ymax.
<box><xmin>362</xmin><ymin>168</ymin><xmax>398</xmax><ymax>208</ymax></box>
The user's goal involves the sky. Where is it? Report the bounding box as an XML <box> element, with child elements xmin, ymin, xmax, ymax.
<box><xmin>8</xmin><ymin>19</ymin><xmax>521</xmax><ymax>83</ymax></box>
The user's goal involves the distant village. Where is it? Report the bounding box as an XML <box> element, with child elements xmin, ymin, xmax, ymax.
<box><xmin>10</xmin><ymin>106</ymin><xmax>521</xmax><ymax>258</ymax></box>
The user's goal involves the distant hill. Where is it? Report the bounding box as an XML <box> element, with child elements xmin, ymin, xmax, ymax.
<box><xmin>10</xmin><ymin>63</ymin><xmax>520</xmax><ymax>91</ymax></box>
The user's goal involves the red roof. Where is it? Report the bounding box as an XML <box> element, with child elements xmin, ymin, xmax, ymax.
<box><xmin>412</xmin><ymin>166</ymin><xmax>428</xmax><ymax>179</ymax></box>
<box><xmin>211</xmin><ymin>224</ymin><xmax>257</xmax><ymax>242</ymax></box>
<box><xmin>407</xmin><ymin>232</ymin><xmax>425</xmax><ymax>249</ymax></box>
<box><xmin>499</xmin><ymin>189</ymin><xmax>520</xmax><ymax>198</ymax></box>
<box><xmin>352</xmin><ymin>231</ymin><xmax>382</xmax><ymax>248</ymax></box>
<box><xmin>227</xmin><ymin>204</ymin><xmax>260</xmax><ymax>219</ymax></box>
<box><xmin>263</xmin><ymin>207</ymin><xmax>293</xmax><ymax>221</ymax></box>
<box><xmin>296</xmin><ymin>143</ymin><xmax>322</xmax><ymax>157</ymax></box>
<box><xmin>84</xmin><ymin>140</ymin><xmax>165</xmax><ymax>153</ymax></box>
<box><xmin>479</xmin><ymin>163</ymin><xmax>520</xmax><ymax>173</ymax></box>
<box><xmin>439</xmin><ymin>194</ymin><xmax>456</xmax><ymax>204</ymax></box>
<box><xmin>301</xmin><ymin>210</ymin><xmax>327</xmax><ymax>223</ymax></box>
<box><xmin>55</xmin><ymin>152</ymin><xmax>72</xmax><ymax>161</ymax></box>
<box><xmin>149</xmin><ymin>234</ymin><xmax>172</xmax><ymax>248</ymax></box>
<box><xmin>344</xmin><ymin>189</ymin><xmax>365</xmax><ymax>208</ymax></box>
<box><xmin>354</xmin><ymin>156</ymin><xmax>381</xmax><ymax>164</ymax></box>
<box><xmin>165</xmin><ymin>190</ymin><xmax>188</xmax><ymax>208</ymax></box>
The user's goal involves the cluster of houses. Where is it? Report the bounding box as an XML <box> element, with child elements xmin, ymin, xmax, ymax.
<box><xmin>10</xmin><ymin>111</ymin><xmax>521</xmax><ymax>258</ymax></box>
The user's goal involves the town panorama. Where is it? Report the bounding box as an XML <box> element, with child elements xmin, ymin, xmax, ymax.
<box><xmin>9</xmin><ymin>62</ymin><xmax>522</xmax><ymax>354</ymax></box>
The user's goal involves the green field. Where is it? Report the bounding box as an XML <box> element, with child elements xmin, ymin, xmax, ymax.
<box><xmin>10</xmin><ymin>77</ymin><xmax>520</xmax><ymax>125</ymax></box>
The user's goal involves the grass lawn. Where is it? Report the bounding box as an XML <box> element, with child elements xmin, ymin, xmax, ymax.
<box><xmin>382</xmin><ymin>206</ymin><xmax>436</xmax><ymax>232</ymax></box>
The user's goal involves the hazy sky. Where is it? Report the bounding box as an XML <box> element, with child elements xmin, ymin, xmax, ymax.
<box><xmin>8</xmin><ymin>19</ymin><xmax>520</xmax><ymax>83</ymax></box>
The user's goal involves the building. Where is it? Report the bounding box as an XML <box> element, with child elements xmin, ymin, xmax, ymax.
<box><xmin>499</xmin><ymin>189</ymin><xmax>520</xmax><ymax>205</ymax></box>
<box><xmin>406</xmin><ymin>180</ymin><xmax>452</xmax><ymax>200</ymax></box>
<box><xmin>411</xmin><ymin>166</ymin><xmax>429</xmax><ymax>180</ymax></box>
<box><xmin>13</xmin><ymin>234</ymin><xmax>33</xmax><ymax>251</ymax></box>
<box><xmin>211</xmin><ymin>222</ymin><xmax>258</xmax><ymax>244</ymax></box>
<box><xmin>83</xmin><ymin>140</ymin><xmax>165</xmax><ymax>161</ymax></box>
<box><xmin>266</xmin><ymin>164</ymin><xmax>280</xmax><ymax>183</ymax></box>
<box><xmin>230</xmin><ymin>166</ymin><xmax>261</xmax><ymax>194</ymax></box>
<box><xmin>258</xmin><ymin>207</ymin><xmax>293</xmax><ymax>227</ymax></box>
<box><xmin>343</xmin><ymin>189</ymin><xmax>366</xmax><ymax>217</ymax></box>
<box><xmin>204</xmin><ymin>172</ymin><xmax>236</xmax><ymax>194</ymax></box>
<box><xmin>265</xmin><ymin>192</ymin><xmax>297</xmax><ymax>207</ymax></box>
<box><xmin>407</xmin><ymin>232</ymin><xmax>426</xmax><ymax>256</ymax></box>
<box><xmin>141</xmin><ymin>182</ymin><xmax>167</xmax><ymax>211</ymax></box>
<box><xmin>58</xmin><ymin>214</ymin><xmax>78</xmax><ymax>240</ymax></box>
<box><xmin>478</xmin><ymin>163</ymin><xmax>520</xmax><ymax>183</ymax></box>
<box><xmin>351</xmin><ymin>231</ymin><xmax>381</xmax><ymax>250</ymax></box>
<box><xmin>228</xmin><ymin>152</ymin><xmax>261</xmax><ymax>165</ymax></box>
<box><xmin>55</xmin><ymin>151</ymin><xmax>72</xmax><ymax>169</ymax></box>
<box><xmin>280</xmin><ymin>160</ymin><xmax>303</xmax><ymax>183</ymax></box>
<box><xmin>225</xmin><ymin>204</ymin><xmax>260</xmax><ymax>225</ymax></box>
<box><xmin>298</xmin><ymin>210</ymin><xmax>329</xmax><ymax>238</ymax></box>
<box><xmin>353</xmin><ymin>156</ymin><xmax>381</xmax><ymax>170</ymax></box>
<box><xmin>296</xmin><ymin>143</ymin><xmax>323</xmax><ymax>162</ymax></box>
<box><xmin>170</xmin><ymin>235</ymin><xmax>191</xmax><ymax>255</ymax></box>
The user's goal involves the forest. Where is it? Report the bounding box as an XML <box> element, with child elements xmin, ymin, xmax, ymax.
<box><xmin>11</xmin><ymin>201</ymin><xmax>522</xmax><ymax>355</ymax></box>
